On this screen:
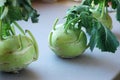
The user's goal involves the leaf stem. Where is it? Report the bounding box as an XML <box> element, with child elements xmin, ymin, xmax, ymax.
<box><xmin>0</xmin><ymin>7</ymin><xmax>3</xmax><ymax>40</ymax></box>
<box><xmin>0</xmin><ymin>6</ymin><xmax>8</xmax><ymax>20</ymax></box>
<box><xmin>13</xmin><ymin>22</ymin><xmax>25</xmax><ymax>35</ymax></box>
<box><xmin>65</xmin><ymin>17</ymin><xmax>81</xmax><ymax>32</ymax></box>
<box><xmin>0</xmin><ymin>20</ymin><xmax>2</xmax><ymax>40</ymax></box>
<box><xmin>25</xmin><ymin>30</ymin><xmax>39</xmax><ymax>60</ymax></box>
<box><xmin>49</xmin><ymin>32</ymin><xmax>53</xmax><ymax>46</ymax></box>
<box><xmin>17</xmin><ymin>34</ymin><xmax>23</xmax><ymax>50</ymax></box>
<box><xmin>10</xmin><ymin>24</ymin><xmax>16</xmax><ymax>35</ymax></box>
<box><xmin>100</xmin><ymin>0</ymin><xmax>106</xmax><ymax>18</ymax></box>
<box><xmin>53</xmin><ymin>18</ymin><xmax>59</xmax><ymax>30</ymax></box>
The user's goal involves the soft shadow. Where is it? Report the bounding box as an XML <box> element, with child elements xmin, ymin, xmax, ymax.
<box><xmin>0</xmin><ymin>69</ymin><xmax>42</xmax><ymax>80</ymax></box>
<box><xmin>54</xmin><ymin>52</ymin><xmax>119</xmax><ymax>72</ymax></box>
<box><xmin>56</xmin><ymin>53</ymin><xmax>100</xmax><ymax>66</ymax></box>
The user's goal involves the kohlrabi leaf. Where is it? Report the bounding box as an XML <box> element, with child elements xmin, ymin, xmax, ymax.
<box><xmin>65</xmin><ymin>5</ymin><xmax>90</xmax><ymax>30</ymax></box>
<box><xmin>96</xmin><ymin>23</ymin><xmax>119</xmax><ymax>53</ymax></box>
<box><xmin>7</xmin><ymin>7</ymin><xmax>23</xmax><ymax>22</ymax></box>
<box><xmin>0</xmin><ymin>0</ymin><xmax>39</xmax><ymax>39</ymax></box>
<box><xmin>64</xmin><ymin>4</ymin><xmax>119</xmax><ymax>53</ymax></box>
<box><xmin>89</xmin><ymin>22</ymin><xmax>100</xmax><ymax>51</ymax></box>
<box><xmin>111</xmin><ymin>0</ymin><xmax>117</xmax><ymax>9</ymax></box>
<box><xmin>84</xmin><ymin>14</ymin><xmax>119</xmax><ymax>53</ymax></box>
<box><xmin>82</xmin><ymin>0</ymin><xmax>93</xmax><ymax>6</ymax></box>
<box><xmin>88</xmin><ymin>20</ymin><xmax>119</xmax><ymax>53</ymax></box>
<box><xmin>2</xmin><ymin>0</ymin><xmax>39</xmax><ymax>23</ymax></box>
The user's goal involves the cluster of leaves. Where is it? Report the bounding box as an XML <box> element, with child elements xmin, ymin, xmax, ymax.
<box><xmin>64</xmin><ymin>1</ymin><xmax>119</xmax><ymax>53</ymax></box>
<box><xmin>83</xmin><ymin>0</ymin><xmax>120</xmax><ymax>22</ymax></box>
<box><xmin>0</xmin><ymin>0</ymin><xmax>39</xmax><ymax>39</ymax></box>
<box><xmin>2</xmin><ymin>0</ymin><xmax>39</xmax><ymax>23</ymax></box>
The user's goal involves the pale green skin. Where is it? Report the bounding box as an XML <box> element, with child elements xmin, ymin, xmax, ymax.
<box><xmin>92</xmin><ymin>10</ymin><xmax>113</xmax><ymax>29</ymax></box>
<box><xmin>0</xmin><ymin>35</ymin><xmax>37</xmax><ymax>73</ymax></box>
<box><xmin>49</xmin><ymin>24</ymin><xmax>87</xmax><ymax>58</ymax></box>
<box><xmin>90</xmin><ymin>3</ymin><xmax>113</xmax><ymax>30</ymax></box>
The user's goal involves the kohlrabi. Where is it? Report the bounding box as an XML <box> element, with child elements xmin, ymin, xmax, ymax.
<box><xmin>83</xmin><ymin>0</ymin><xmax>120</xmax><ymax>22</ymax></box>
<box><xmin>48</xmin><ymin>0</ymin><xmax>119</xmax><ymax>58</ymax></box>
<box><xmin>49</xmin><ymin>20</ymin><xmax>87</xmax><ymax>58</ymax></box>
<box><xmin>0</xmin><ymin>0</ymin><xmax>39</xmax><ymax>73</ymax></box>
<box><xmin>90</xmin><ymin>0</ymin><xmax>113</xmax><ymax>29</ymax></box>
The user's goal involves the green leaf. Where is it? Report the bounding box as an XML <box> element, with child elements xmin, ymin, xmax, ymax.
<box><xmin>89</xmin><ymin>22</ymin><xmax>100</xmax><ymax>51</ymax></box>
<box><xmin>4</xmin><ymin>0</ymin><xmax>39</xmax><ymax>23</ymax></box>
<box><xmin>111</xmin><ymin>0</ymin><xmax>117</xmax><ymax>9</ymax></box>
<box><xmin>64</xmin><ymin>3</ymin><xmax>119</xmax><ymax>53</ymax></box>
<box><xmin>1</xmin><ymin>23</ymin><xmax>12</xmax><ymax>39</ymax></box>
<box><xmin>89</xmin><ymin>20</ymin><xmax>119</xmax><ymax>53</ymax></box>
<box><xmin>82</xmin><ymin>0</ymin><xmax>93</xmax><ymax>6</ymax></box>
<box><xmin>7</xmin><ymin>6</ymin><xmax>23</xmax><ymax>22</ymax></box>
<box><xmin>96</xmin><ymin>23</ymin><xmax>119</xmax><ymax>53</ymax></box>
<box><xmin>0</xmin><ymin>0</ymin><xmax>39</xmax><ymax>39</ymax></box>
<box><xmin>80</xmin><ymin>12</ymin><xmax>93</xmax><ymax>34</ymax></box>
<box><xmin>65</xmin><ymin>5</ymin><xmax>90</xmax><ymax>29</ymax></box>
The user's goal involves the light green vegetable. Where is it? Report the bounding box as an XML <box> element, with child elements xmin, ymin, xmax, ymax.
<box><xmin>90</xmin><ymin>0</ymin><xmax>112</xmax><ymax>29</ymax></box>
<box><xmin>0</xmin><ymin>0</ymin><xmax>39</xmax><ymax>73</ymax></box>
<box><xmin>0</xmin><ymin>35</ymin><xmax>38</xmax><ymax>72</ymax></box>
<box><xmin>83</xmin><ymin>0</ymin><xmax>120</xmax><ymax>22</ymax></box>
<box><xmin>48</xmin><ymin>0</ymin><xmax>119</xmax><ymax>58</ymax></box>
<box><xmin>49</xmin><ymin>23</ymin><xmax>87</xmax><ymax>58</ymax></box>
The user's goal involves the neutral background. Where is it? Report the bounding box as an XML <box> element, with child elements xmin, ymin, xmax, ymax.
<box><xmin>0</xmin><ymin>1</ymin><xmax>120</xmax><ymax>80</ymax></box>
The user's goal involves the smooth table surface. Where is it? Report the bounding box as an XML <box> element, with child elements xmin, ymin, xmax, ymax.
<box><xmin>0</xmin><ymin>1</ymin><xmax>120</xmax><ymax>80</ymax></box>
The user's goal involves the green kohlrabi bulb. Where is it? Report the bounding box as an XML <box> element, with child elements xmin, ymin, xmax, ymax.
<box><xmin>48</xmin><ymin>24</ymin><xmax>87</xmax><ymax>58</ymax></box>
<box><xmin>92</xmin><ymin>10</ymin><xmax>112</xmax><ymax>29</ymax></box>
<box><xmin>90</xmin><ymin>6</ymin><xmax>113</xmax><ymax>30</ymax></box>
<box><xmin>0</xmin><ymin>35</ymin><xmax>38</xmax><ymax>73</ymax></box>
